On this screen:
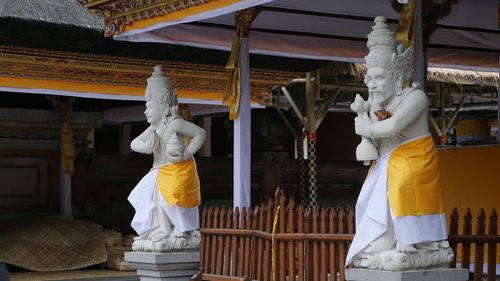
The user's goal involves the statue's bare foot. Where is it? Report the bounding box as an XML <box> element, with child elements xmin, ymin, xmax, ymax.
<box><xmin>133</xmin><ymin>232</ymin><xmax>149</xmax><ymax>241</ymax></box>
<box><xmin>438</xmin><ymin>240</ymin><xmax>449</xmax><ymax>248</ymax></box>
<box><xmin>132</xmin><ymin>239</ymin><xmax>155</xmax><ymax>252</ymax></box>
<box><xmin>153</xmin><ymin>239</ymin><xmax>175</xmax><ymax>252</ymax></box>
<box><xmin>414</xmin><ymin>242</ymin><xmax>439</xmax><ymax>251</ymax></box>
<box><xmin>169</xmin><ymin>227</ymin><xmax>188</xmax><ymax>239</ymax></box>
<box><xmin>132</xmin><ymin>240</ymin><xmax>143</xmax><ymax>251</ymax></box>
<box><xmin>396</xmin><ymin>241</ymin><xmax>417</xmax><ymax>253</ymax></box>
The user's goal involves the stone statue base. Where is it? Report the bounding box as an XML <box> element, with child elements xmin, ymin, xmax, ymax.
<box><xmin>125</xmin><ymin>251</ymin><xmax>200</xmax><ymax>281</ymax></box>
<box><xmin>352</xmin><ymin>247</ymin><xmax>454</xmax><ymax>271</ymax></box>
<box><xmin>132</xmin><ymin>234</ymin><xmax>201</xmax><ymax>252</ymax></box>
<box><xmin>346</xmin><ymin>268</ymin><xmax>469</xmax><ymax>281</ymax></box>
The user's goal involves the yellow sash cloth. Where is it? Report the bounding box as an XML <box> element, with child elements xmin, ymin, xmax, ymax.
<box><xmin>387</xmin><ymin>135</ymin><xmax>444</xmax><ymax>218</ymax></box>
<box><xmin>156</xmin><ymin>158</ymin><xmax>201</xmax><ymax>208</ymax></box>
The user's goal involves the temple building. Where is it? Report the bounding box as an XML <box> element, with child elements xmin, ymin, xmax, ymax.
<box><xmin>0</xmin><ymin>0</ymin><xmax>499</xmax><ymax>279</ymax></box>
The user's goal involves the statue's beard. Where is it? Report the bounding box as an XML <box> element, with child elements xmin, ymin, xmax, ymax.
<box><xmin>369</xmin><ymin>91</ymin><xmax>386</xmax><ymax>105</ymax></box>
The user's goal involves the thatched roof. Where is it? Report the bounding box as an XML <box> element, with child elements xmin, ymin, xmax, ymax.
<box><xmin>339</xmin><ymin>63</ymin><xmax>499</xmax><ymax>88</ymax></box>
<box><xmin>0</xmin><ymin>0</ymin><xmax>103</xmax><ymax>31</ymax></box>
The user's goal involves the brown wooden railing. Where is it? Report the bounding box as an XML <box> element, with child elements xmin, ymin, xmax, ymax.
<box><xmin>448</xmin><ymin>208</ymin><xmax>500</xmax><ymax>281</ymax></box>
<box><xmin>199</xmin><ymin>190</ymin><xmax>354</xmax><ymax>281</ymax></box>
<box><xmin>198</xmin><ymin>191</ymin><xmax>500</xmax><ymax>281</ymax></box>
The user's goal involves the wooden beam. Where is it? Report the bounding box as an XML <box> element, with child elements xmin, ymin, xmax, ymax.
<box><xmin>271</xmin><ymin>105</ymin><xmax>299</xmax><ymax>140</ymax></box>
<box><xmin>429</xmin><ymin>113</ymin><xmax>443</xmax><ymax>137</ymax></box>
<box><xmin>443</xmin><ymin>95</ymin><xmax>466</xmax><ymax>136</ymax></box>
<box><xmin>315</xmin><ymin>87</ymin><xmax>342</xmax><ymax>131</ymax></box>
<box><xmin>306</xmin><ymin>72</ymin><xmax>316</xmax><ymax>132</ymax></box>
<box><xmin>281</xmin><ymin>86</ymin><xmax>308</xmax><ymax>128</ymax></box>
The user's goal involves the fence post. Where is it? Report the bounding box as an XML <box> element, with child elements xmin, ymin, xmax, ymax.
<box><xmin>205</xmin><ymin>206</ymin><xmax>214</xmax><ymax>273</ymax></box>
<box><xmin>278</xmin><ymin>190</ymin><xmax>286</xmax><ymax>281</ymax></box>
<box><xmin>487</xmin><ymin>209</ymin><xmax>497</xmax><ymax>281</ymax></box>
<box><xmin>297</xmin><ymin>204</ymin><xmax>305</xmax><ymax>281</ymax></box>
<box><xmin>263</xmin><ymin>200</ymin><xmax>273</xmax><ymax>281</ymax></box>
<box><xmin>200</xmin><ymin>206</ymin><xmax>208</xmax><ymax>271</ymax></box>
<box><xmin>287</xmin><ymin>199</ymin><xmax>296</xmax><ymax>281</ymax></box>
<box><xmin>328</xmin><ymin>207</ymin><xmax>338</xmax><ymax>281</ymax></box>
<box><xmin>231</xmin><ymin>207</ymin><xmax>240</xmax><ymax>276</ymax></box>
<box><xmin>255</xmin><ymin>204</ymin><xmax>264</xmax><ymax>280</ymax></box>
<box><xmin>449</xmin><ymin>208</ymin><xmax>459</xmax><ymax>268</ymax></box>
<box><xmin>347</xmin><ymin>205</ymin><xmax>355</xmax><ymax>269</ymax></box>
<box><xmin>473</xmin><ymin>209</ymin><xmax>486</xmax><ymax>281</ymax></box>
<box><xmin>461</xmin><ymin>208</ymin><xmax>472</xmax><ymax>270</ymax></box>
<box><xmin>320</xmin><ymin>208</ymin><xmax>328</xmax><ymax>281</ymax></box>
<box><xmin>224</xmin><ymin>207</ymin><xmax>233</xmax><ymax>276</ymax></box>
<box><xmin>338</xmin><ymin>207</ymin><xmax>346</xmax><ymax>281</ymax></box>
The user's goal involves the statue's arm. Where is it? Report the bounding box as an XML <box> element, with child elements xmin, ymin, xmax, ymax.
<box><xmin>369</xmin><ymin>91</ymin><xmax>428</xmax><ymax>138</ymax></box>
<box><xmin>169</xmin><ymin>119</ymin><xmax>206</xmax><ymax>157</ymax></box>
<box><xmin>130</xmin><ymin>125</ymin><xmax>157</xmax><ymax>154</ymax></box>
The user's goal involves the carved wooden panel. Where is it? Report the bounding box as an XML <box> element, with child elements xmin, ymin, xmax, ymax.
<box><xmin>0</xmin><ymin>157</ymin><xmax>48</xmax><ymax>205</ymax></box>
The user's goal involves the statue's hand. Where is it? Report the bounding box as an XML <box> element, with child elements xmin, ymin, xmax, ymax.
<box><xmin>166</xmin><ymin>148</ymin><xmax>190</xmax><ymax>163</ymax></box>
<box><xmin>350</xmin><ymin>94</ymin><xmax>370</xmax><ymax>113</ymax></box>
<box><xmin>354</xmin><ymin>116</ymin><xmax>373</xmax><ymax>138</ymax></box>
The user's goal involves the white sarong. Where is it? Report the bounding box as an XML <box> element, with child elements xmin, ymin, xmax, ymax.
<box><xmin>128</xmin><ymin>168</ymin><xmax>199</xmax><ymax>235</ymax></box>
<box><xmin>346</xmin><ymin>135</ymin><xmax>447</xmax><ymax>265</ymax></box>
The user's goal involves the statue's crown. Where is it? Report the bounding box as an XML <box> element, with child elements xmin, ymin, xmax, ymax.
<box><xmin>145</xmin><ymin>66</ymin><xmax>178</xmax><ymax>106</ymax></box>
<box><xmin>365</xmin><ymin>16</ymin><xmax>413</xmax><ymax>83</ymax></box>
<box><xmin>366</xmin><ymin>16</ymin><xmax>397</xmax><ymax>55</ymax></box>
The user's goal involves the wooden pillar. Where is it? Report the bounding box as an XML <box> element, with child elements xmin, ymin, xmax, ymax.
<box><xmin>306</xmin><ymin>72</ymin><xmax>318</xmax><ymax>207</ymax></box>
<box><xmin>200</xmin><ymin>116</ymin><xmax>212</xmax><ymax>157</ymax></box>
<box><xmin>233</xmin><ymin>38</ymin><xmax>251</xmax><ymax>208</ymax></box>
<box><xmin>413</xmin><ymin>0</ymin><xmax>426</xmax><ymax>87</ymax></box>
<box><xmin>60</xmin><ymin>144</ymin><xmax>72</xmax><ymax>216</ymax></box>
<box><xmin>118</xmin><ymin>124</ymin><xmax>131</xmax><ymax>155</ymax></box>
<box><xmin>231</xmin><ymin>7</ymin><xmax>260</xmax><ymax>208</ymax></box>
<box><xmin>498</xmin><ymin>57</ymin><xmax>500</xmax><ymax>143</ymax></box>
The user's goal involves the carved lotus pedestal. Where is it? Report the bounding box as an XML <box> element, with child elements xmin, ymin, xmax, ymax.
<box><xmin>125</xmin><ymin>251</ymin><xmax>200</xmax><ymax>281</ymax></box>
<box><xmin>347</xmin><ymin>247</ymin><xmax>468</xmax><ymax>281</ymax></box>
<box><xmin>345</xmin><ymin>268</ymin><xmax>469</xmax><ymax>281</ymax></box>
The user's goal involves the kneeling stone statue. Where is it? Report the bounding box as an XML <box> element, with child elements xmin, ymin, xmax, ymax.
<box><xmin>345</xmin><ymin>17</ymin><xmax>453</xmax><ymax>271</ymax></box>
<box><xmin>128</xmin><ymin>66</ymin><xmax>206</xmax><ymax>252</ymax></box>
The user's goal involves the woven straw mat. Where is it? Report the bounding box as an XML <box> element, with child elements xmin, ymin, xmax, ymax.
<box><xmin>0</xmin><ymin>218</ymin><xmax>107</xmax><ymax>271</ymax></box>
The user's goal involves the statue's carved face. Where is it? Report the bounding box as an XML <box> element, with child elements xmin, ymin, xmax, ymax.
<box><xmin>365</xmin><ymin>66</ymin><xmax>395</xmax><ymax>105</ymax></box>
<box><xmin>145</xmin><ymin>101</ymin><xmax>163</xmax><ymax>125</ymax></box>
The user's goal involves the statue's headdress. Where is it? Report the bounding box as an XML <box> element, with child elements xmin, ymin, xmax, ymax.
<box><xmin>145</xmin><ymin>65</ymin><xmax>178</xmax><ymax>106</ymax></box>
<box><xmin>365</xmin><ymin>16</ymin><xmax>413</xmax><ymax>95</ymax></box>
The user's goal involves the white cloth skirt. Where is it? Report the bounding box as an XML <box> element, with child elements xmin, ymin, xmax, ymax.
<box><xmin>128</xmin><ymin>168</ymin><xmax>199</xmax><ymax>235</ymax></box>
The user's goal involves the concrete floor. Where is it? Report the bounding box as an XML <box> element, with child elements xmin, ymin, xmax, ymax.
<box><xmin>9</xmin><ymin>270</ymin><xmax>138</xmax><ymax>281</ymax></box>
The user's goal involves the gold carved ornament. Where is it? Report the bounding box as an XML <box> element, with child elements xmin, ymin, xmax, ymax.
<box><xmin>46</xmin><ymin>96</ymin><xmax>76</xmax><ymax>175</ymax></box>
<box><xmin>223</xmin><ymin>6</ymin><xmax>261</xmax><ymax>120</ymax></box>
<box><xmin>84</xmin><ymin>0</ymin><xmax>218</xmax><ymax>37</ymax></box>
<box><xmin>395</xmin><ymin>0</ymin><xmax>418</xmax><ymax>49</ymax></box>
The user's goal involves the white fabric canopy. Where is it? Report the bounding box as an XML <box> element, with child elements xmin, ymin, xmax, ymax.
<box><xmin>115</xmin><ymin>0</ymin><xmax>500</xmax><ymax>71</ymax></box>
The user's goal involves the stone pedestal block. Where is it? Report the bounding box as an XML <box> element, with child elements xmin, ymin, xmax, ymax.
<box><xmin>125</xmin><ymin>251</ymin><xmax>200</xmax><ymax>281</ymax></box>
<box><xmin>345</xmin><ymin>268</ymin><xmax>469</xmax><ymax>281</ymax></box>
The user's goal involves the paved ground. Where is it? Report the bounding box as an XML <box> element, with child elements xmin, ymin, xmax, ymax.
<box><xmin>9</xmin><ymin>270</ymin><xmax>137</xmax><ymax>281</ymax></box>
<box><xmin>58</xmin><ymin>277</ymin><xmax>139</xmax><ymax>281</ymax></box>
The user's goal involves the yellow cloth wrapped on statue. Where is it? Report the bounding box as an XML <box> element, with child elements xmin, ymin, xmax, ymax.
<box><xmin>346</xmin><ymin>135</ymin><xmax>447</xmax><ymax>265</ymax></box>
<box><xmin>388</xmin><ymin>135</ymin><xmax>447</xmax><ymax>245</ymax></box>
<box><xmin>388</xmin><ymin>135</ymin><xmax>444</xmax><ymax>218</ymax></box>
<box><xmin>156</xmin><ymin>158</ymin><xmax>201</xmax><ymax>209</ymax></box>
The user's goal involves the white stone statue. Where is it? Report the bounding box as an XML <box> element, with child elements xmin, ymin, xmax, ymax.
<box><xmin>128</xmin><ymin>66</ymin><xmax>206</xmax><ymax>252</ymax></box>
<box><xmin>345</xmin><ymin>17</ymin><xmax>453</xmax><ymax>271</ymax></box>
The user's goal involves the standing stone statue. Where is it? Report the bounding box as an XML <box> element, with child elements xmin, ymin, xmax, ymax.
<box><xmin>345</xmin><ymin>17</ymin><xmax>453</xmax><ymax>270</ymax></box>
<box><xmin>128</xmin><ymin>66</ymin><xmax>206</xmax><ymax>252</ymax></box>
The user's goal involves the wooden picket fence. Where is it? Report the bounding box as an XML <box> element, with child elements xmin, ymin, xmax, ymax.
<box><xmin>199</xmin><ymin>190</ymin><xmax>354</xmax><ymax>281</ymax></box>
<box><xmin>448</xmin><ymin>208</ymin><xmax>500</xmax><ymax>281</ymax></box>
<box><xmin>198</xmin><ymin>191</ymin><xmax>500</xmax><ymax>281</ymax></box>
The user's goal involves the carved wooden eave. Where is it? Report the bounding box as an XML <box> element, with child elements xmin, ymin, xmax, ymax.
<box><xmin>83</xmin><ymin>0</ymin><xmax>215</xmax><ymax>37</ymax></box>
<box><xmin>0</xmin><ymin>45</ymin><xmax>299</xmax><ymax>104</ymax></box>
